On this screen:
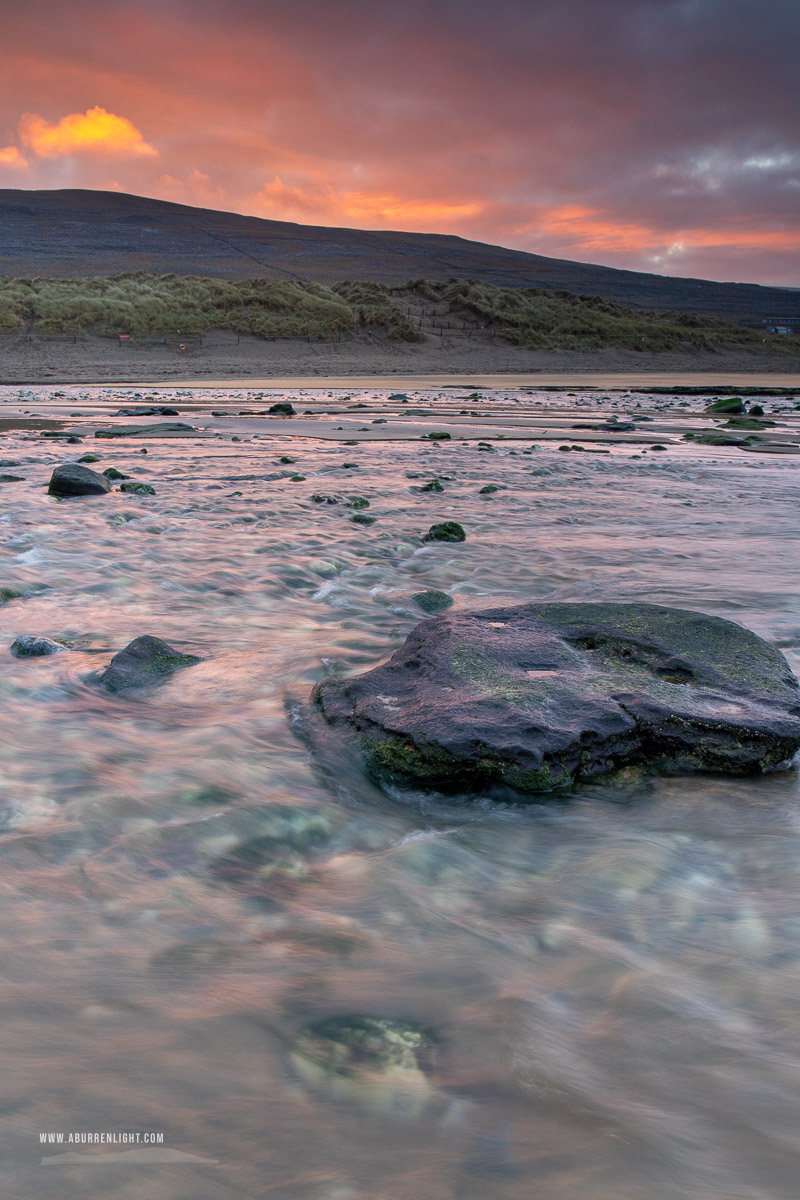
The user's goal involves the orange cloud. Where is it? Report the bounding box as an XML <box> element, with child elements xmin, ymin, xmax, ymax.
<box><xmin>19</xmin><ymin>106</ymin><xmax>156</xmax><ymax>159</ymax></box>
<box><xmin>524</xmin><ymin>205</ymin><xmax>800</xmax><ymax>255</ymax></box>
<box><xmin>258</xmin><ymin>176</ymin><xmax>482</xmax><ymax>227</ymax></box>
<box><xmin>0</xmin><ymin>145</ymin><xmax>27</xmax><ymax>168</ymax></box>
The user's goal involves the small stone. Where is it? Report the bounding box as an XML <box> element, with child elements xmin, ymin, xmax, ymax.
<box><xmin>10</xmin><ymin>635</ymin><xmax>66</xmax><ymax>657</ymax></box>
<box><xmin>0</xmin><ymin>473</ymin><xmax>24</xmax><ymax>482</ymax></box>
<box><xmin>424</xmin><ymin>522</ymin><xmax>466</xmax><ymax>543</ymax></box>
<box><xmin>48</xmin><ymin>463</ymin><xmax>112</xmax><ymax>497</ymax></box>
<box><xmin>102</xmin><ymin>467</ymin><xmax>130</xmax><ymax>480</ymax></box>
<box><xmin>119</xmin><ymin>480</ymin><xmax>156</xmax><ymax>495</ymax></box>
<box><xmin>412</xmin><ymin>590</ymin><xmax>454</xmax><ymax>614</ymax></box>
<box><xmin>279</xmin><ymin>456</ymin><xmax>296</xmax><ymax>463</ymax></box>
<box><xmin>351</xmin><ymin>513</ymin><xmax>377</xmax><ymax>524</ymax></box>
<box><xmin>346</xmin><ymin>496</ymin><xmax>370</xmax><ymax>508</ymax></box>
<box><xmin>268</xmin><ymin>402</ymin><xmax>296</xmax><ymax>416</ymax></box>
<box><xmin>78</xmin><ymin>453</ymin><xmax>101</xmax><ymax>463</ymax></box>
<box><xmin>289</xmin><ymin>474</ymin><xmax>306</xmax><ymax>482</ymax></box>
<box><xmin>425</xmin><ymin>431</ymin><xmax>451</xmax><ymax>440</ymax></box>
<box><xmin>99</xmin><ymin>635</ymin><xmax>200</xmax><ymax>693</ymax></box>
<box><xmin>421</xmin><ymin>479</ymin><xmax>444</xmax><ymax>492</ymax></box>
<box><xmin>479</xmin><ymin>484</ymin><xmax>499</xmax><ymax>494</ymax></box>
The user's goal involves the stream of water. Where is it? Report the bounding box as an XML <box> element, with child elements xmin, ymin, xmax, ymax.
<box><xmin>1</xmin><ymin>384</ymin><xmax>799</xmax><ymax>1199</ymax></box>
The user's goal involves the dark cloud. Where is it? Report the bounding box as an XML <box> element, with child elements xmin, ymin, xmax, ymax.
<box><xmin>1</xmin><ymin>0</ymin><xmax>798</xmax><ymax>283</ymax></box>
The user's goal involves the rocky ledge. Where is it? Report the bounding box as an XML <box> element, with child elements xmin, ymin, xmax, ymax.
<box><xmin>311</xmin><ymin>602</ymin><xmax>800</xmax><ymax>796</ymax></box>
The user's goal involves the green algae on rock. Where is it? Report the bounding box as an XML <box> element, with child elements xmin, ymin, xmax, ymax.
<box><xmin>311</xmin><ymin>602</ymin><xmax>800</xmax><ymax>798</ymax></box>
<box><xmin>99</xmin><ymin>635</ymin><xmax>200</xmax><ymax>693</ymax></box>
<box><xmin>412</xmin><ymin>589</ymin><xmax>454</xmax><ymax>614</ymax></box>
<box><xmin>423</xmin><ymin>521</ymin><xmax>466</xmax><ymax>543</ymax></box>
<box><xmin>290</xmin><ymin>1015</ymin><xmax>437</xmax><ymax>1119</ymax></box>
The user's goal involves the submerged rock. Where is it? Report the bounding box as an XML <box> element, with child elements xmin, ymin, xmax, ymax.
<box><xmin>312</xmin><ymin>602</ymin><xmax>800</xmax><ymax>796</ymax></box>
<box><xmin>48</xmin><ymin>463</ymin><xmax>112</xmax><ymax>497</ymax></box>
<box><xmin>291</xmin><ymin>1015</ymin><xmax>436</xmax><ymax>1118</ymax></box>
<box><xmin>412</xmin><ymin>589</ymin><xmax>454</xmax><ymax>614</ymax></box>
<box><xmin>10</xmin><ymin>635</ymin><xmax>66</xmax><ymax>657</ymax></box>
<box><xmin>210</xmin><ymin>805</ymin><xmax>335</xmax><ymax>890</ymax></box>
<box><xmin>102</xmin><ymin>466</ymin><xmax>130</xmax><ymax>480</ymax></box>
<box><xmin>99</xmin><ymin>635</ymin><xmax>199</xmax><ymax>693</ymax></box>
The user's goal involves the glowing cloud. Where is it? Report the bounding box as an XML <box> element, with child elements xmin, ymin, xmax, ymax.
<box><xmin>0</xmin><ymin>145</ymin><xmax>27</xmax><ymax>168</ymax></box>
<box><xmin>19</xmin><ymin>106</ymin><xmax>156</xmax><ymax>159</ymax></box>
<box><xmin>258</xmin><ymin>177</ymin><xmax>482</xmax><ymax>227</ymax></box>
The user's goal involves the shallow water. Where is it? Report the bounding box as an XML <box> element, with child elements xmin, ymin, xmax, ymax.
<box><xmin>1</xmin><ymin>384</ymin><xmax>800</xmax><ymax>1199</ymax></box>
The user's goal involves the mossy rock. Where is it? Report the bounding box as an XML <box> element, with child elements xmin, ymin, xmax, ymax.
<box><xmin>412</xmin><ymin>589</ymin><xmax>453</xmax><ymax>614</ymax></box>
<box><xmin>291</xmin><ymin>1015</ymin><xmax>437</xmax><ymax>1118</ymax></box>
<box><xmin>120</xmin><ymin>481</ymin><xmax>156</xmax><ymax>495</ymax></box>
<box><xmin>706</xmin><ymin>397</ymin><xmax>746</xmax><ymax>414</ymax></box>
<box><xmin>423</xmin><ymin>521</ymin><xmax>465</xmax><ymax>543</ymax></box>
<box><xmin>311</xmin><ymin>602</ymin><xmax>800</xmax><ymax>798</ymax></box>
<box><xmin>99</xmin><ymin>635</ymin><xmax>199</xmax><ymax>693</ymax></box>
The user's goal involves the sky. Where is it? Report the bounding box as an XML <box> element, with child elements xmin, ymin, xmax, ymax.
<box><xmin>1</xmin><ymin>0</ymin><xmax>798</xmax><ymax>286</ymax></box>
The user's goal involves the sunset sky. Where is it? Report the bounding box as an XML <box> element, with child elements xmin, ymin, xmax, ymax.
<box><xmin>1</xmin><ymin>0</ymin><xmax>798</xmax><ymax>286</ymax></box>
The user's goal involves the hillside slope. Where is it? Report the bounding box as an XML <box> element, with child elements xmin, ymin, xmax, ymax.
<box><xmin>1</xmin><ymin>189</ymin><xmax>798</xmax><ymax>328</ymax></box>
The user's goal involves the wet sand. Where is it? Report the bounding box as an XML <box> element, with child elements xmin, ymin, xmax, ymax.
<box><xmin>2</xmin><ymin>325</ymin><xmax>799</xmax><ymax>386</ymax></box>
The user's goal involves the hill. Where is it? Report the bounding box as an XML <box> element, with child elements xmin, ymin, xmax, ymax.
<box><xmin>1</xmin><ymin>189</ymin><xmax>798</xmax><ymax>327</ymax></box>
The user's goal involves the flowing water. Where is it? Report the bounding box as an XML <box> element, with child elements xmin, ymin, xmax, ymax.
<box><xmin>1</xmin><ymin>384</ymin><xmax>800</xmax><ymax>1199</ymax></box>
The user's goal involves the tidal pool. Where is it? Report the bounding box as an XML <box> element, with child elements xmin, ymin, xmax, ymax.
<box><xmin>0</xmin><ymin>384</ymin><xmax>799</xmax><ymax>1199</ymax></box>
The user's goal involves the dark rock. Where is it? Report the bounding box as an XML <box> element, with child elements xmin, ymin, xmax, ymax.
<box><xmin>48</xmin><ymin>463</ymin><xmax>112</xmax><ymax>497</ymax></box>
<box><xmin>346</xmin><ymin>496</ymin><xmax>370</xmax><ymax>508</ymax></box>
<box><xmin>423</xmin><ymin>522</ymin><xmax>466</xmax><ymax>543</ymax></box>
<box><xmin>425</xmin><ymin>431</ymin><xmax>451</xmax><ymax>440</ymax></box>
<box><xmin>94</xmin><ymin>422</ymin><xmax>195</xmax><ymax>438</ymax></box>
<box><xmin>0</xmin><ymin>473</ymin><xmax>24</xmax><ymax>482</ymax></box>
<box><xmin>99</xmin><ymin>635</ymin><xmax>199</xmax><ymax>693</ymax></box>
<box><xmin>311</xmin><ymin>493</ymin><xmax>339</xmax><ymax>504</ymax></box>
<box><xmin>10</xmin><ymin>635</ymin><xmax>66</xmax><ymax>657</ymax></box>
<box><xmin>420</xmin><ymin>479</ymin><xmax>444</xmax><ymax>492</ymax></box>
<box><xmin>413</xmin><ymin>590</ymin><xmax>454</xmax><ymax>614</ymax></box>
<box><xmin>312</xmin><ymin>602</ymin><xmax>800</xmax><ymax>796</ymax></box>
<box><xmin>268</xmin><ymin>402</ymin><xmax>296</xmax><ymax>416</ymax></box>
<box><xmin>102</xmin><ymin>466</ymin><xmax>130</xmax><ymax>480</ymax></box>
<box><xmin>119</xmin><ymin>481</ymin><xmax>156</xmax><ymax>495</ymax></box>
<box><xmin>66</xmin><ymin>435</ymin><xmax>81</xmax><ymax>444</ymax></box>
<box><xmin>748</xmin><ymin>404</ymin><xmax>765</xmax><ymax>416</ymax></box>
<box><xmin>289</xmin><ymin>475</ymin><xmax>306</xmax><ymax>482</ymax></box>
<box><xmin>279</xmin><ymin>456</ymin><xmax>296</xmax><ymax>463</ymax></box>
<box><xmin>115</xmin><ymin>406</ymin><xmax>179</xmax><ymax>416</ymax></box>
<box><xmin>351</xmin><ymin>513</ymin><xmax>377</xmax><ymax>524</ymax></box>
<box><xmin>479</xmin><ymin>484</ymin><xmax>499</xmax><ymax>494</ymax></box>
<box><xmin>706</xmin><ymin>397</ymin><xmax>746</xmax><ymax>414</ymax></box>
<box><xmin>691</xmin><ymin>433</ymin><xmax>748</xmax><ymax>447</ymax></box>
<box><xmin>78</xmin><ymin>453</ymin><xmax>101</xmax><ymax>463</ymax></box>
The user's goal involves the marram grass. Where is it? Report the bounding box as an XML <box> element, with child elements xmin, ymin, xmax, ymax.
<box><xmin>0</xmin><ymin>273</ymin><xmax>795</xmax><ymax>353</ymax></box>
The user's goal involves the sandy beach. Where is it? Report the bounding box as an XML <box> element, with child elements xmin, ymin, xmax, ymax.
<box><xmin>2</xmin><ymin>326</ymin><xmax>799</xmax><ymax>386</ymax></box>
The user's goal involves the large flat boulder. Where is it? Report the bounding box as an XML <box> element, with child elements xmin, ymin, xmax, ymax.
<box><xmin>312</xmin><ymin>602</ymin><xmax>800</xmax><ymax>796</ymax></box>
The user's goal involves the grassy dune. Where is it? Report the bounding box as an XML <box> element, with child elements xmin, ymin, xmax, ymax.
<box><xmin>0</xmin><ymin>273</ymin><xmax>796</xmax><ymax>353</ymax></box>
<box><xmin>397</xmin><ymin>279</ymin><xmax>799</xmax><ymax>353</ymax></box>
